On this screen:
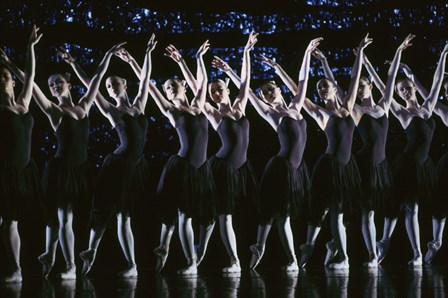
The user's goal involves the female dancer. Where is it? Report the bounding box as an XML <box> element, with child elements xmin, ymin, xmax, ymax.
<box><xmin>296</xmin><ymin>34</ymin><xmax>371</xmax><ymax>269</ymax></box>
<box><xmin>374</xmin><ymin>36</ymin><xmax>448</xmax><ymax>265</ymax></box>
<box><xmin>147</xmin><ymin>37</ymin><xmax>215</xmax><ymax>275</ymax></box>
<box><xmin>163</xmin><ymin>33</ymin><xmax>259</xmax><ymax>273</ymax></box>
<box><xmin>63</xmin><ymin>37</ymin><xmax>153</xmax><ymax>278</ymax></box>
<box><xmin>214</xmin><ymin>37</ymin><xmax>320</xmax><ymax>271</ymax></box>
<box><xmin>0</xmin><ymin>25</ymin><xmax>41</xmax><ymax>283</ymax></box>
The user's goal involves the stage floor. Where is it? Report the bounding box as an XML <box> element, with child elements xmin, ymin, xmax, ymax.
<box><xmin>1</xmin><ymin>265</ymin><xmax>446</xmax><ymax>297</ymax></box>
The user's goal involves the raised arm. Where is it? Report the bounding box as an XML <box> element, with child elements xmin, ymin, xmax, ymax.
<box><xmin>384</xmin><ymin>61</ymin><xmax>429</xmax><ymax>97</ymax></box>
<box><xmin>362</xmin><ymin>53</ymin><xmax>386</xmax><ymax>94</ymax></box>
<box><xmin>133</xmin><ymin>34</ymin><xmax>157</xmax><ymax>113</ymax></box>
<box><xmin>190</xmin><ymin>40</ymin><xmax>210</xmax><ymax>110</ymax></box>
<box><xmin>165</xmin><ymin>44</ymin><xmax>198</xmax><ymax>93</ymax></box>
<box><xmin>115</xmin><ymin>47</ymin><xmax>142</xmax><ymax>78</ymax></box>
<box><xmin>421</xmin><ymin>42</ymin><xmax>448</xmax><ymax>114</ymax></box>
<box><xmin>260</xmin><ymin>54</ymin><xmax>298</xmax><ymax>94</ymax></box>
<box><xmin>311</xmin><ymin>48</ymin><xmax>344</xmax><ymax>99</ymax></box>
<box><xmin>292</xmin><ymin>37</ymin><xmax>323</xmax><ymax>112</ymax></box>
<box><xmin>14</xmin><ymin>25</ymin><xmax>42</xmax><ymax>110</ymax></box>
<box><xmin>384</xmin><ymin>34</ymin><xmax>415</xmax><ymax>124</ymax></box>
<box><xmin>233</xmin><ymin>32</ymin><xmax>258</xmax><ymax>113</ymax></box>
<box><xmin>343</xmin><ymin>34</ymin><xmax>372</xmax><ymax>112</ymax></box>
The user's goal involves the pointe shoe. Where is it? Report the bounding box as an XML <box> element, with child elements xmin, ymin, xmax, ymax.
<box><xmin>38</xmin><ymin>252</ymin><xmax>55</xmax><ymax>278</ymax></box>
<box><xmin>249</xmin><ymin>244</ymin><xmax>264</xmax><ymax>269</ymax></box>
<box><xmin>118</xmin><ymin>266</ymin><xmax>138</xmax><ymax>278</ymax></box>
<box><xmin>223</xmin><ymin>261</ymin><xmax>241</xmax><ymax>273</ymax></box>
<box><xmin>1</xmin><ymin>270</ymin><xmax>22</xmax><ymax>283</ymax></box>
<box><xmin>324</xmin><ymin>241</ymin><xmax>338</xmax><ymax>267</ymax></box>
<box><xmin>408</xmin><ymin>255</ymin><xmax>423</xmax><ymax>267</ymax></box>
<box><xmin>177</xmin><ymin>260</ymin><xmax>197</xmax><ymax>276</ymax></box>
<box><xmin>424</xmin><ymin>240</ymin><xmax>442</xmax><ymax>264</ymax></box>
<box><xmin>59</xmin><ymin>267</ymin><xmax>76</xmax><ymax>280</ymax></box>
<box><xmin>154</xmin><ymin>246</ymin><xmax>169</xmax><ymax>272</ymax></box>
<box><xmin>282</xmin><ymin>260</ymin><xmax>299</xmax><ymax>272</ymax></box>
<box><xmin>298</xmin><ymin>243</ymin><xmax>314</xmax><ymax>268</ymax></box>
<box><xmin>363</xmin><ymin>257</ymin><xmax>378</xmax><ymax>269</ymax></box>
<box><xmin>376</xmin><ymin>239</ymin><xmax>390</xmax><ymax>264</ymax></box>
<box><xmin>328</xmin><ymin>258</ymin><xmax>349</xmax><ymax>270</ymax></box>
<box><xmin>79</xmin><ymin>249</ymin><xmax>96</xmax><ymax>276</ymax></box>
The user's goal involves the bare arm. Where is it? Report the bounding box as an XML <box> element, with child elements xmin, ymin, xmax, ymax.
<box><xmin>165</xmin><ymin>44</ymin><xmax>199</xmax><ymax>93</ymax></box>
<box><xmin>384</xmin><ymin>60</ymin><xmax>428</xmax><ymax>97</ymax></box>
<box><xmin>191</xmin><ymin>40</ymin><xmax>210</xmax><ymax>110</ymax></box>
<box><xmin>133</xmin><ymin>34</ymin><xmax>157</xmax><ymax>113</ymax></box>
<box><xmin>260</xmin><ymin>54</ymin><xmax>298</xmax><ymax>94</ymax></box>
<box><xmin>312</xmin><ymin>48</ymin><xmax>344</xmax><ymax>99</ymax></box>
<box><xmin>362</xmin><ymin>53</ymin><xmax>386</xmax><ymax>94</ymax></box>
<box><xmin>115</xmin><ymin>48</ymin><xmax>142</xmax><ymax>78</ymax></box>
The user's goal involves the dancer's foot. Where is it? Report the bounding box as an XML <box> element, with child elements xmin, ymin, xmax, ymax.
<box><xmin>363</xmin><ymin>257</ymin><xmax>378</xmax><ymax>269</ymax></box>
<box><xmin>223</xmin><ymin>261</ymin><xmax>241</xmax><ymax>273</ymax></box>
<box><xmin>376</xmin><ymin>239</ymin><xmax>390</xmax><ymax>264</ymax></box>
<box><xmin>177</xmin><ymin>261</ymin><xmax>197</xmax><ymax>276</ymax></box>
<box><xmin>154</xmin><ymin>246</ymin><xmax>169</xmax><ymax>272</ymax></box>
<box><xmin>298</xmin><ymin>243</ymin><xmax>314</xmax><ymax>268</ymax></box>
<box><xmin>118</xmin><ymin>265</ymin><xmax>138</xmax><ymax>278</ymax></box>
<box><xmin>408</xmin><ymin>255</ymin><xmax>422</xmax><ymax>267</ymax></box>
<box><xmin>195</xmin><ymin>244</ymin><xmax>205</xmax><ymax>266</ymax></box>
<box><xmin>59</xmin><ymin>266</ymin><xmax>76</xmax><ymax>280</ymax></box>
<box><xmin>38</xmin><ymin>252</ymin><xmax>55</xmax><ymax>278</ymax></box>
<box><xmin>1</xmin><ymin>270</ymin><xmax>22</xmax><ymax>283</ymax></box>
<box><xmin>328</xmin><ymin>257</ymin><xmax>349</xmax><ymax>270</ymax></box>
<box><xmin>282</xmin><ymin>260</ymin><xmax>299</xmax><ymax>272</ymax></box>
<box><xmin>424</xmin><ymin>240</ymin><xmax>442</xmax><ymax>264</ymax></box>
<box><xmin>324</xmin><ymin>240</ymin><xmax>338</xmax><ymax>266</ymax></box>
<box><xmin>79</xmin><ymin>249</ymin><xmax>96</xmax><ymax>276</ymax></box>
<box><xmin>249</xmin><ymin>244</ymin><xmax>264</xmax><ymax>269</ymax></box>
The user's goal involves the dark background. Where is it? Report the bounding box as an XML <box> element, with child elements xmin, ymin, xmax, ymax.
<box><xmin>1</xmin><ymin>0</ymin><xmax>448</xmax><ymax>275</ymax></box>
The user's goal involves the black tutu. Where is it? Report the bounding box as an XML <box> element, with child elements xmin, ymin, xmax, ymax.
<box><xmin>209</xmin><ymin>156</ymin><xmax>259</xmax><ymax>215</ymax></box>
<box><xmin>258</xmin><ymin>156</ymin><xmax>310</xmax><ymax>224</ymax></box>
<box><xmin>0</xmin><ymin>159</ymin><xmax>41</xmax><ymax>220</ymax></box>
<box><xmin>89</xmin><ymin>154</ymin><xmax>149</xmax><ymax>228</ymax></box>
<box><xmin>309</xmin><ymin>154</ymin><xmax>362</xmax><ymax>226</ymax></box>
<box><xmin>356</xmin><ymin>155</ymin><xmax>392</xmax><ymax>212</ymax></box>
<box><xmin>41</xmin><ymin>157</ymin><xmax>94</xmax><ymax>225</ymax></box>
<box><xmin>156</xmin><ymin>155</ymin><xmax>216</xmax><ymax>225</ymax></box>
<box><xmin>432</xmin><ymin>153</ymin><xmax>448</xmax><ymax>219</ymax></box>
<box><xmin>387</xmin><ymin>153</ymin><xmax>436</xmax><ymax>217</ymax></box>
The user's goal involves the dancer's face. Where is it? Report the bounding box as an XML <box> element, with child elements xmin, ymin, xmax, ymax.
<box><xmin>317</xmin><ymin>79</ymin><xmax>337</xmax><ymax>101</ymax></box>
<box><xmin>396</xmin><ymin>79</ymin><xmax>416</xmax><ymax>101</ymax></box>
<box><xmin>357</xmin><ymin>78</ymin><xmax>373</xmax><ymax>100</ymax></box>
<box><xmin>0</xmin><ymin>67</ymin><xmax>15</xmax><ymax>93</ymax></box>
<box><xmin>208</xmin><ymin>80</ymin><xmax>229</xmax><ymax>104</ymax></box>
<box><xmin>163</xmin><ymin>79</ymin><xmax>185</xmax><ymax>100</ymax></box>
<box><xmin>260</xmin><ymin>82</ymin><xmax>281</xmax><ymax>104</ymax></box>
<box><xmin>48</xmin><ymin>74</ymin><xmax>71</xmax><ymax>98</ymax></box>
<box><xmin>106</xmin><ymin>76</ymin><xmax>127</xmax><ymax>99</ymax></box>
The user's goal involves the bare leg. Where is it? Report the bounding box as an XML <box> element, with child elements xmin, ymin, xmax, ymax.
<box><xmin>79</xmin><ymin>225</ymin><xmax>106</xmax><ymax>276</ymax></box>
<box><xmin>2</xmin><ymin>220</ymin><xmax>22</xmax><ymax>283</ymax></box>
<box><xmin>298</xmin><ymin>209</ymin><xmax>327</xmax><ymax>268</ymax></box>
<box><xmin>328</xmin><ymin>210</ymin><xmax>349</xmax><ymax>269</ymax></box>
<box><xmin>250</xmin><ymin>218</ymin><xmax>273</xmax><ymax>269</ymax></box>
<box><xmin>425</xmin><ymin>216</ymin><xmax>445</xmax><ymax>263</ymax></box>
<box><xmin>154</xmin><ymin>223</ymin><xmax>175</xmax><ymax>272</ymax></box>
<box><xmin>38</xmin><ymin>225</ymin><xmax>58</xmax><ymax>278</ymax></box>
<box><xmin>117</xmin><ymin>213</ymin><xmax>137</xmax><ymax>278</ymax></box>
<box><xmin>361</xmin><ymin>209</ymin><xmax>378</xmax><ymax>268</ymax></box>
<box><xmin>195</xmin><ymin>221</ymin><xmax>215</xmax><ymax>266</ymax></box>
<box><xmin>405</xmin><ymin>203</ymin><xmax>422</xmax><ymax>266</ymax></box>
<box><xmin>177</xmin><ymin>211</ymin><xmax>197</xmax><ymax>275</ymax></box>
<box><xmin>57</xmin><ymin>208</ymin><xmax>76</xmax><ymax>280</ymax></box>
<box><xmin>277</xmin><ymin>216</ymin><xmax>298</xmax><ymax>271</ymax></box>
<box><xmin>219</xmin><ymin>214</ymin><xmax>240</xmax><ymax>273</ymax></box>
<box><xmin>377</xmin><ymin>216</ymin><xmax>397</xmax><ymax>263</ymax></box>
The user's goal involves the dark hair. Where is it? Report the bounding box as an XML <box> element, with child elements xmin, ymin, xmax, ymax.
<box><xmin>259</xmin><ymin>80</ymin><xmax>277</xmax><ymax>91</ymax></box>
<box><xmin>49</xmin><ymin>72</ymin><xmax>71</xmax><ymax>83</ymax></box>
<box><xmin>360</xmin><ymin>76</ymin><xmax>372</xmax><ymax>84</ymax></box>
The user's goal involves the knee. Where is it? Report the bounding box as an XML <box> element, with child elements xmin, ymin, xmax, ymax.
<box><xmin>405</xmin><ymin>204</ymin><xmax>419</xmax><ymax>217</ymax></box>
<box><xmin>2</xmin><ymin>220</ymin><xmax>17</xmax><ymax>232</ymax></box>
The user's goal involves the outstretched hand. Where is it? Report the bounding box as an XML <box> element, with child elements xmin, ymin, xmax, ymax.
<box><xmin>56</xmin><ymin>47</ymin><xmax>75</xmax><ymax>64</ymax></box>
<box><xmin>245</xmin><ymin>31</ymin><xmax>258</xmax><ymax>51</ymax></box>
<box><xmin>311</xmin><ymin>48</ymin><xmax>326</xmax><ymax>61</ymax></box>
<box><xmin>164</xmin><ymin>44</ymin><xmax>182</xmax><ymax>62</ymax></box>
<box><xmin>398</xmin><ymin>34</ymin><xmax>415</xmax><ymax>51</ymax></box>
<box><xmin>29</xmin><ymin>24</ymin><xmax>43</xmax><ymax>46</ymax></box>
<box><xmin>357</xmin><ymin>33</ymin><xmax>373</xmax><ymax>53</ymax></box>
<box><xmin>146</xmin><ymin>33</ymin><xmax>157</xmax><ymax>53</ymax></box>
<box><xmin>259</xmin><ymin>54</ymin><xmax>277</xmax><ymax>68</ymax></box>
<box><xmin>196</xmin><ymin>40</ymin><xmax>210</xmax><ymax>58</ymax></box>
<box><xmin>211</xmin><ymin>56</ymin><xmax>230</xmax><ymax>72</ymax></box>
<box><xmin>306</xmin><ymin>37</ymin><xmax>323</xmax><ymax>53</ymax></box>
<box><xmin>115</xmin><ymin>48</ymin><xmax>132</xmax><ymax>62</ymax></box>
<box><xmin>106</xmin><ymin>42</ymin><xmax>127</xmax><ymax>56</ymax></box>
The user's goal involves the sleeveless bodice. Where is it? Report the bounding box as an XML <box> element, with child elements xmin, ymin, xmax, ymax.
<box><xmin>176</xmin><ymin>112</ymin><xmax>209</xmax><ymax>168</ymax></box>
<box><xmin>55</xmin><ymin>115</ymin><xmax>89</xmax><ymax>165</ymax></box>
<box><xmin>404</xmin><ymin>117</ymin><xmax>435</xmax><ymax>163</ymax></box>
<box><xmin>113</xmin><ymin>113</ymin><xmax>148</xmax><ymax>161</ymax></box>
<box><xmin>324</xmin><ymin>115</ymin><xmax>356</xmax><ymax>165</ymax></box>
<box><xmin>357</xmin><ymin>114</ymin><xmax>389</xmax><ymax>164</ymax></box>
<box><xmin>215</xmin><ymin>116</ymin><xmax>250</xmax><ymax>169</ymax></box>
<box><xmin>0</xmin><ymin>109</ymin><xmax>33</xmax><ymax>168</ymax></box>
<box><xmin>277</xmin><ymin>116</ymin><xmax>307</xmax><ymax>168</ymax></box>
